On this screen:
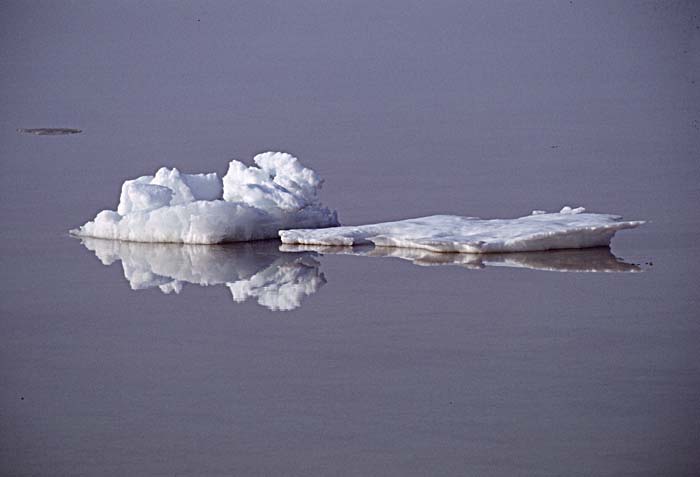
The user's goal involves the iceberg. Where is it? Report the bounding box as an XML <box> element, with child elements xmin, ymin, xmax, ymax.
<box><xmin>279</xmin><ymin>207</ymin><xmax>644</xmax><ymax>254</ymax></box>
<box><xmin>79</xmin><ymin>238</ymin><xmax>326</xmax><ymax>311</ymax></box>
<box><xmin>280</xmin><ymin>244</ymin><xmax>642</xmax><ymax>273</ymax></box>
<box><xmin>71</xmin><ymin>152</ymin><xmax>339</xmax><ymax>244</ymax></box>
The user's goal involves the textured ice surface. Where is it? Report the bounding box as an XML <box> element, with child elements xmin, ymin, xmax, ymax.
<box><xmin>280</xmin><ymin>207</ymin><xmax>644</xmax><ymax>253</ymax></box>
<box><xmin>281</xmin><ymin>244</ymin><xmax>641</xmax><ymax>273</ymax></box>
<box><xmin>79</xmin><ymin>238</ymin><xmax>325</xmax><ymax>311</ymax></box>
<box><xmin>222</xmin><ymin>152</ymin><xmax>324</xmax><ymax>210</ymax></box>
<box><xmin>71</xmin><ymin>152</ymin><xmax>339</xmax><ymax>244</ymax></box>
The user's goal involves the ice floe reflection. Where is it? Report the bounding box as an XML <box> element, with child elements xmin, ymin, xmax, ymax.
<box><xmin>79</xmin><ymin>238</ymin><xmax>326</xmax><ymax>311</ymax></box>
<box><xmin>78</xmin><ymin>238</ymin><xmax>641</xmax><ymax>313</ymax></box>
<box><xmin>280</xmin><ymin>244</ymin><xmax>642</xmax><ymax>273</ymax></box>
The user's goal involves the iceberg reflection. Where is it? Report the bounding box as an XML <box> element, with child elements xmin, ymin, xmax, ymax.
<box><xmin>79</xmin><ymin>238</ymin><xmax>326</xmax><ymax>311</ymax></box>
<box><xmin>77</xmin><ymin>238</ymin><xmax>640</xmax><ymax>313</ymax></box>
<box><xmin>279</xmin><ymin>244</ymin><xmax>641</xmax><ymax>273</ymax></box>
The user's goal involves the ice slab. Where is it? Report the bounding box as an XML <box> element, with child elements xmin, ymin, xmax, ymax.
<box><xmin>79</xmin><ymin>238</ymin><xmax>325</xmax><ymax>311</ymax></box>
<box><xmin>71</xmin><ymin>152</ymin><xmax>339</xmax><ymax>244</ymax></box>
<box><xmin>279</xmin><ymin>207</ymin><xmax>644</xmax><ymax>253</ymax></box>
<box><xmin>281</xmin><ymin>244</ymin><xmax>642</xmax><ymax>273</ymax></box>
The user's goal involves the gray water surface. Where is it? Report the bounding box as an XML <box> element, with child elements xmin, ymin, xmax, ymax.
<box><xmin>1</xmin><ymin>1</ymin><xmax>698</xmax><ymax>475</ymax></box>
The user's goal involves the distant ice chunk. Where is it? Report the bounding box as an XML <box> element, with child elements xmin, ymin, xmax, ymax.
<box><xmin>17</xmin><ymin>127</ymin><xmax>81</xmax><ymax>136</ymax></box>
<box><xmin>72</xmin><ymin>152</ymin><xmax>339</xmax><ymax>244</ymax></box>
<box><xmin>79</xmin><ymin>238</ymin><xmax>325</xmax><ymax>311</ymax></box>
<box><xmin>279</xmin><ymin>207</ymin><xmax>644</xmax><ymax>254</ymax></box>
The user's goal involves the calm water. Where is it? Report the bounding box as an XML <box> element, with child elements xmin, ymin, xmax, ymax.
<box><xmin>1</xmin><ymin>2</ymin><xmax>699</xmax><ymax>475</ymax></box>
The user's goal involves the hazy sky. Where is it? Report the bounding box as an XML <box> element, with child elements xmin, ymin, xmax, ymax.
<box><xmin>0</xmin><ymin>1</ymin><xmax>698</xmax><ymax>232</ymax></box>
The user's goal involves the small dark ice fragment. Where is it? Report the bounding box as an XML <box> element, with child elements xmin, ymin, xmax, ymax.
<box><xmin>17</xmin><ymin>128</ymin><xmax>82</xmax><ymax>136</ymax></box>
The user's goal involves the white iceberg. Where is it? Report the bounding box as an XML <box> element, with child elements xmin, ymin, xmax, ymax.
<box><xmin>279</xmin><ymin>207</ymin><xmax>644</xmax><ymax>254</ymax></box>
<box><xmin>79</xmin><ymin>238</ymin><xmax>326</xmax><ymax>311</ymax></box>
<box><xmin>71</xmin><ymin>152</ymin><xmax>339</xmax><ymax>244</ymax></box>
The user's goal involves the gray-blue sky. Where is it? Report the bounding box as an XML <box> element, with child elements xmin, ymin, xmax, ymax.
<box><xmin>1</xmin><ymin>1</ymin><xmax>698</xmax><ymax>235</ymax></box>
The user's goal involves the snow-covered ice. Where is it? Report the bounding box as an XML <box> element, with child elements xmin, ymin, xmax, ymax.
<box><xmin>79</xmin><ymin>238</ymin><xmax>325</xmax><ymax>311</ymax></box>
<box><xmin>279</xmin><ymin>207</ymin><xmax>644</xmax><ymax>254</ymax></box>
<box><xmin>71</xmin><ymin>152</ymin><xmax>339</xmax><ymax>244</ymax></box>
<box><xmin>280</xmin><ymin>244</ymin><xmax>641</xmax><ymax>273</ymax></box>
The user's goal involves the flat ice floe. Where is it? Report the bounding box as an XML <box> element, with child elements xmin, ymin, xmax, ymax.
<box><xmin>71</xmin><ymin>152</ymin><xmax>339</xmax><ymax>244</ymax></box>
<box><xmin>279</xmin><ymin>207</ymin><xmax>644</xmax><ymax>253</ymax></box>
<box><xmin>80</xmin><ymin>238</ymin><xmax>325</xmax><ymax>311</ymax></box>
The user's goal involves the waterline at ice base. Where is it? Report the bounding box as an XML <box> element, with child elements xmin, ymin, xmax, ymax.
<box><xmin>71</xmin><ymin>152</ymin><xmax>643</xmax><ymax>252</ymax></box>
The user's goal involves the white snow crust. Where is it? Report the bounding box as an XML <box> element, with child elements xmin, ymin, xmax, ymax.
<box><xmin>279</xmin><ymin>207</ymin><xmax>644</xmax><ymax>254</ymax></box>
<box><xmin>80</xmin><ymin>238</ymin><xmax>325</xmax><ymax>311</ymax></box>
<box><xmin>72</xmin><ymin>152</ymin><xmax>339</xmax><ymax>244</ymax></box>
